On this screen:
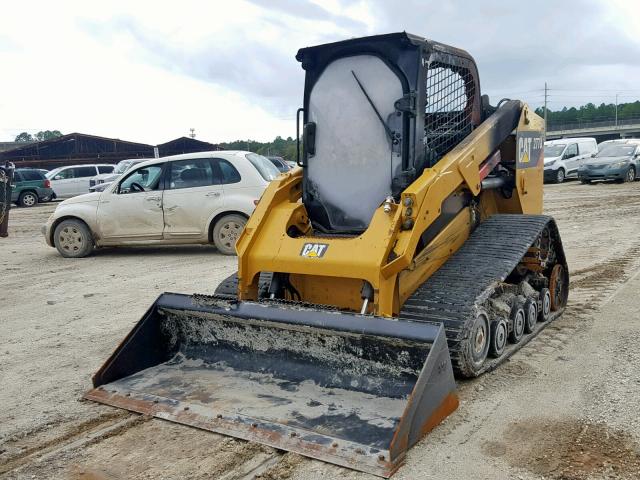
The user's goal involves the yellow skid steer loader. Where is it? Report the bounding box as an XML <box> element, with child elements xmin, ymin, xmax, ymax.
<box><xmin>85</xmin><ymin>33</ymin><xmax>568</xmax><ymax>477</ymax></box>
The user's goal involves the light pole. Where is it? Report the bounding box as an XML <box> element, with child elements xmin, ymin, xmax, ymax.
<box><xmin>543</xmin><ymin>82</ymin><xmax>548</xmax><ymax>140</ymax></box>
<box><xmin>615</xmin><ymin>93</ymin><xmax>619</xmax><ymax>127</ymax></box>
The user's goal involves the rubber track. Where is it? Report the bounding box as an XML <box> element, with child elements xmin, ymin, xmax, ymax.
<box><xmin>400</xmin><ymin>214</ymin><xmax>566</xmax><ymax>376</ymax></box>
<box><xmin>215</xmin><ymin>271</ymin><xmax>272</xmax><ymax>297</ymax></box>
<box><xmin>214</xmin><ymin>214</ymin><xmax>567</xmax><ymax>377</ymax></box>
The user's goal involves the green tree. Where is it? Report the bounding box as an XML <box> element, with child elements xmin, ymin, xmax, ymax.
<box><xmin>14</xmin><ymin>132</ymin><xmax>34</xmax><ymax>143</ymax></box>
<box><xmin>34</xmin><ymin>130</ymin><xmax>63</xmax><ymax>141</ymax></box>
<box><xmin>544</xmin><ymin>101</ymin><xmax>640</xmax><ymax>126</ymax></box>
<box><xmin>220</xmin><ymin>136</ymin><xmax>298</xmax><ymax>161</ymax></box>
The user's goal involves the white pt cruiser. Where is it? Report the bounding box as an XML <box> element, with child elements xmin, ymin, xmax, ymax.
<box><xmin>42</xmin><ymin>151</ymin><xmax>280</xmax><ymax>257</ymax></box>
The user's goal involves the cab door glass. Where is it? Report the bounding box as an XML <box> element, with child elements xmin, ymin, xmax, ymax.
<box><xmin>168</xmin><ymin>159</ymin><xmax>216</xmax><ymax>189</ymax></box>
<box><xmin>119</xmin><ymin>165</ymin><xmax>164</xmax><ymax>194</ymax></box>
<box><xmin>214</xmin><ymin>158</ymin><xmax>241</xmax><ymax>184</ymax></box>
<box><xmin>73</xmin><ymin>166</ymin><xmax>98</xmax><ymax>178</ymax></box>
<box><xmin>21</xmin><ymin>170</ymin><xmax>44</xmax><ymax>181</ymax></box>
<box><xmin>564</xmin><ymin>144</ymin><xmax>578</xmax><ymax>159</ymax></box>
<box><xmin>55</xmin><ymin>168</ymin><xmax>74</xmax><ymax>180</ymax></box>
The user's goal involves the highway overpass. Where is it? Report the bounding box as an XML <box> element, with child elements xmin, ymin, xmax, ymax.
<box><xmin>547</xmin><ymin>118</ymin><xmax>640</xmax><ymax>141</ymax></box>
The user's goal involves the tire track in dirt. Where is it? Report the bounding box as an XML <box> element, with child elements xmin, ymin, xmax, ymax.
<box><xmin>1</xmin><ymin>412</ymin><xmax>145</xmax><ymax>476</ymax></box>
<box><xmin>568</xmin><ymin>242</ymin><xmax>640</xmax><ymax>319</ymax></box>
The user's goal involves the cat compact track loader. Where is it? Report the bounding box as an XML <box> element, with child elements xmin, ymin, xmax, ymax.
<box><xmin>85</xmin><ymin>33</ymin><xmax>569</xmax><ymax>477</ymax></box>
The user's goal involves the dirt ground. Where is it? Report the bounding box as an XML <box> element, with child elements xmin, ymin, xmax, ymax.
<box><xmin>2</xmin><ymin>181</ymin><xmax>640</xmax><ymax>480</ymax></box>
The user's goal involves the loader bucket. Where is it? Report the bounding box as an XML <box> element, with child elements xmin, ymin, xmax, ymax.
<box><xmin>85</xmin><ymin>293</ymin><xmax>458</xmax><ymax>477</ymax></box>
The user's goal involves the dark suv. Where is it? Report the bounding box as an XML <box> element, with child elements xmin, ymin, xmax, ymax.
<box><xmin>12</xmin><ymin>168</ymin><xmax>54</xmax><ymax>207</ymax></box>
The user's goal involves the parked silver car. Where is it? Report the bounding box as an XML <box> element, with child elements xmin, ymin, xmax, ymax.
<box><xmin>578</xmin><ymin>140</ymin><xmax>640</xmax><ymax>183</ymax></box>
<box><xmin>89</xmin><ymin>158</ymin><xmax>146</xmax><ymax>192</ymax></box>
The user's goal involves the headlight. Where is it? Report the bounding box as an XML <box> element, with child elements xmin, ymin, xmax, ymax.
<box><xmin>545</xmin><ymin>159</ymin><xmax>556</xmax><ymax>167</ymax></box>
<box><xmin>609</xmin><ymin>161</ymin><xmax>627</xmax><ymax>169</ymax></box>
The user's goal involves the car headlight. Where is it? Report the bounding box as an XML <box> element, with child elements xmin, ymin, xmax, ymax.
<box><xmin>545</xmin><ymin>159</ymin><xmax>556</xmax><ymax>167</ymax></box>
<box><xmin>609</xmin><ymin>161</ymin><xmax>627</xmax><ymax>169</ymax></box>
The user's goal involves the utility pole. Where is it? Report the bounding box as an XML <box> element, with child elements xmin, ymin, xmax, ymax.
<box><xmin>543</xmin><ymin>82</ymin><xmax>548</xmax><ymax>140</ymax></box>
<box><xmin>189</xmin><ymin>128</ymin><xmax>196</xmax><ymax>139</ymax></box>
<box><xmin>615</xmin><ymin>93</ymin><xmax>619</xmax><ymax>127</ymax></box>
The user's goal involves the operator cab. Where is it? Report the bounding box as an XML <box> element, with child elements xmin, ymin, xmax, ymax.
<box><xmin>296</xmin><ymin>32</ymin><xmax>482</xmax><ymax>233</ymax></box>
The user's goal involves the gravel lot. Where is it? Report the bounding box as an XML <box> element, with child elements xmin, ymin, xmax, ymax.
<box><xmin>2</xmin><ymin>181</ymin><xmax>640</xmax><ymax>479</ymax></box>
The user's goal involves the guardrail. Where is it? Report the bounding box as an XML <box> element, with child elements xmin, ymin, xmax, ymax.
<box><xmin>548</xmin><ymin>117</ymin><xmax>640</xmax><ymax>132</ymax></box>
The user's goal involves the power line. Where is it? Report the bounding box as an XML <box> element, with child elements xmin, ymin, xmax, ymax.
<box><xmin>485</xmin><ymin>88</ymin><xmax>545</xmax><ymax>95</ymax></box>
<box><xmin>548</xmin><ymin>88</ymin><xmax>640</xmax><ymax>92</ymax></box>
<box><xmin>546</xmin><ymin>94</ymin><xmax>640</xmax><ymax>99</ymax></box>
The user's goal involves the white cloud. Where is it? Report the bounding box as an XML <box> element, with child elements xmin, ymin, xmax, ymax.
<box><xmin>1</xmin><ymin>0</ymin><xmax>639</xmax><ymax>143</ymax></box>
<box><xmin>0</xmin><ymin>1</ymin><xmax>308</xmax><ymax>144</ymax></box>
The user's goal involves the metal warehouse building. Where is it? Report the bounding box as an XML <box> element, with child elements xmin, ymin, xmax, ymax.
<box><xmin>0</xmin><ymin>133</ymin><xmax>222</xmax><ymax>169</ymax></box>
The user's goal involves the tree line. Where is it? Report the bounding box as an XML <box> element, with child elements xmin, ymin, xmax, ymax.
<box><xmin>535</xmin><ymin>100</ymin><xmax>640</xmax><ymax>126</ymax></box>
<box><xmin>219</xmin><ymin>136</ymin><xmax>298</xmax><ymax>161</ymax></box>
<box><xmin>15</xmin><ymin>130</ymin><xmax>63</xmax><ymax>142</ymax></box>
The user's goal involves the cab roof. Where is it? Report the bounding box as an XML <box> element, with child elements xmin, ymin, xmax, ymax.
<box><xmin>296</xmin><ymin>32</ymin><xmax>474</xmax><ymax>66</ymax></box>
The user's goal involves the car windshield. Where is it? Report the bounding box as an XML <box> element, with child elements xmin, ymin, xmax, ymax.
<box><xmin>268</xmin><ymin>157</ymin><xmax>289</xmax><ymax>173</ymax></box>
<box><xmin>114</xmin><ymin>161</ymin><xmax>134</xmax><ymax>174</ymax></box>
<box><xmin>544</xmin><ymin>144</ymin><xmax>565</xmax><ymax>157</ymax></box>
<box><xmin>596</xmin><ymin>145</ymin><xmax>636</xmax><ymax>158</ymax></box>
<box><xmin>246</xmin><ymin>153</ymin><xmax>280</xmax><ymax>181</ymax></box>
<box><xmin>119</xmin><ymin>165</ymin><xmax>164</xmax><ymax>193</ymax></box>
<box><xmin>46</xmin><ymin>167</ymin><xmax>62</xmax><ymax>179</ymax></box>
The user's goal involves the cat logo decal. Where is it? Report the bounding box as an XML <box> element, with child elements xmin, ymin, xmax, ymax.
<box><xmin>300</xmin><ymin>243</ymin><xmax>328</xmax><ymax>258</ymax></box>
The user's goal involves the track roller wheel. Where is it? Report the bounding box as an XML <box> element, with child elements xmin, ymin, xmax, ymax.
<box><xmin>509</xmin><ymin>307</ymin><xmax>525</xmax><ymax>344</ymax></box>
<box><xmin>549</xmin><ymin>264</ymin><xmax>568</xmax><ymax>311</ymax></box>
<box><xmin>489</xmin><ymin>318</ymin><xmax>508</xmax><ymax>358</ymax></box>
<box><xmin>459</xmin><ymin>310</ymin><xmax>490</xmax><ymax>376</ymax></box>
<box><xmin>524</xmin><ymin>299</ymin><xmax>538</xmax><ymax>333</ymax></box>
<box><xmin>538</xmin><ymin>288</ymin><xmax>551</xmax><ymax>322</ymax></box>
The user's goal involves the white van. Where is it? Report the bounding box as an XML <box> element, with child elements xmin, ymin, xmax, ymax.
<box><xmin>543</xmin><ymin>138</ymin><xmax>597</xmax><ymax>183</ymax></box>
<box><xmin>47</xmin><ymin>164</ymin><xmax>115</xmax><ymax>199</ymax></box>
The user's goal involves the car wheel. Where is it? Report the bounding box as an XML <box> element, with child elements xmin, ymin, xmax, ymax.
<box><xmin>580</xmin><ymin>179</ymin><xmax>591</xmax><ymax>184</ymax></box>
<box><xmin>625</xmin><ymin>166</ymin><xmax>636</xmax><ymax>183</ymax></box>
<box><xmin>555</xmin><ymin>168</ymin><xmax>565</xmax><ymax>184</ymax></box>
<box><xmin>212</xmin><ymin>214</ymin><xmax>246</xmax><ymax>255</ymax></box>
<box><xmin>53</xmin><ymin>219</ymin><xmax>94</xmax><ymax>258</ymax></box>
<box><xmin>18</xmin><ymin>191</ymin><xmax>38</xmax><ymax>207</ymax></box>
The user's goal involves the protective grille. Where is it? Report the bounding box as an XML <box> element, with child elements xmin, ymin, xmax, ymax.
<box><xmin>424</xmin><ymin>62</ymin><xmax>475</xmax><ymax>166</ymax></box>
